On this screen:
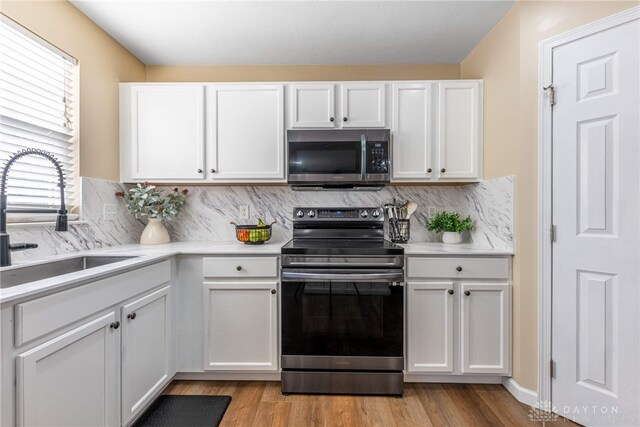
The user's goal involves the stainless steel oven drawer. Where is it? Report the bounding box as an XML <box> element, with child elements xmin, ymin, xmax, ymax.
<box><xmin>282</xmin><ymin>371</ymin><xmax>404</xmax><ymax>396</ymax></box>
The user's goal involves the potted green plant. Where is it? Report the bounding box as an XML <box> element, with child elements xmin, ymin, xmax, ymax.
<box><xmin>116</xmin><ymin>182</ymin><xmax>188</xmax><ymax>245</ymax></box>
<box><xmin>426</xmin><ymin>211</ymin><xmax>473</xmax><ymax>244</ymax></box>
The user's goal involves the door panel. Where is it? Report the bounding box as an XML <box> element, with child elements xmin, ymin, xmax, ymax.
<box><xmin>551</xmin><ymin>17</ymin><xmax>639</xmax><ymax>426</ymax></box>
<box><xmin>407</xmin><ymin>281</ymin><xmax>454</xmax><ymax>372</ymax></box>
<box><xmin>16</xmin><ymin>313</ymin><xmax>118</xmax><ymax>427</ymax></box>
<box><xmin>340</xmin><ymin>83</ymin><xmax>385</xmax><ymax>128</ymax></box>
<box><xmin>391</xmin><ymin>84</ymin><xmax>433</xmax><ymax>180</ymax></box>
<box><xmin>437</xmin><ymin>82</ymin><xmax>480</xmax><ymax>180</ymax></box>
<box><xmin>131</xmin><ymin>85</ymin><xmax>205</xmax><ymax>180</ymax></box>
<box><xmin>460</xmin><ymin>282</ymin><xmax>509</xmax><ymax>374</ymax></box>
<box><xmin>207</xmin><ymin>84</ymin><xmax>284</xmax><ymax>180</ymax></box>
<box><xmin>203</xmin><ymin>282</ymin><xmax>278</xmax><ymax>371</ymax></box>
<box><xmin>121</xmin><ymin>286</ymin><xmax>171</xmax><ymax>425</ymax></box>
<box><xmin>290</xmin><ymin>84</ymin><xmax>335</xmax><ymax>128</ymax></box>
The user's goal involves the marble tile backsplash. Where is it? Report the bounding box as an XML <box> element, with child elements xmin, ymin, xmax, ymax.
<box><xmin>7</xmin><ymin>176</ymin><xmax>514</xmax><ymax>262</ymax></box>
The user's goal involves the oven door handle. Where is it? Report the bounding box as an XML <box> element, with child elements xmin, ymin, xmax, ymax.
<box><xmin>281</xmin><ymin>270</ymin><xmax>404</xmax><ymax>282</ymax></box>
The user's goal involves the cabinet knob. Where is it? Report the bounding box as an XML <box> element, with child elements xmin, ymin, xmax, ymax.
<box><xmin>127</xmin><ymin>312</ymin><xmax>137</xmax><ymax>320</ymax></box>
<box><xmin>271</xmin><ymin>289</ymin><xmax>277</xmax><ymax>295</ymax></box>
<box><xmin>456</xmin><ymin>266</ymin><xmax>462</xmax><ymax>272</ymax></box>
<box><xmin>110</xmin><ymin>321</ymin><xmax>120</xmax><ymax>329</ymax></box>
<box><xmin>236</xmin><ymin>265</ymin><xmax>242</xmax><ymax>271</ymax></box>
<box><xmin>464</xmin><ymin>290</ymin><xmax>471</xmax><ymax>296</ymax></box>
<box><xmin>441</xmin><ymin>168</ymin><xmax>446</xmax><ymax>173</ymax></box>
<box><xmin>329</xmin><ymin>117</ymin><xmax>335</xmax><ymax>122</ymax></box>
<box><xmin>427</xmin><ymin>168</ymin><xmax>432</xmax><ymax>173</ymax></box>
<box><xmin>448</xmin><ymin>289</ymin><xmax>454</xmax><ymax>295</ymax></box>
<box><xmin>197</xmin><ymin>169</ymin><xmax>203</xmax><ymax>173</ymax></box>
<box><xmin>343</xmin><ymin>117</ymin><xmax>348</xmax><ymax>122</ymax></box>
<box><xmin>210</xmin><ymin>169</ymin><xmax>216</xmax><ymax>173</ymax></box>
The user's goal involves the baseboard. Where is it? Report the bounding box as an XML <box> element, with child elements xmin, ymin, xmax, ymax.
<box><xmin>502</xmin><ymin>377</ymin><xmax>538</xmax><ymax>407</ymax></box>
<box><xmin>174</xmin><ymin>372</ymin><xmax>281</xmax><ymax>381</ymax></box>
<box><xmin>404</xmin><ymin>374</ymin><xmax>503</xmax><ymax>384</ymax></box>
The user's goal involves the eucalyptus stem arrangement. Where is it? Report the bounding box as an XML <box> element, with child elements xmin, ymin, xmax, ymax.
<box><xmin>115</xmin><ymin>182</ymin><xmax>189</xmax><ymax>221</ymax></box>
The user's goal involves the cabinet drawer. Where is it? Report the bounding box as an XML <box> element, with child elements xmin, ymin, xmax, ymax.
<box><xmin>15</xmin><ymin>260</ymin><xmax>170</xmax><ymax>347</ymax></box>
<box><xmin>202</xmin><ymin>257</ymin><xmax>278</xmax><ymax>279</ymax></box>
<box><xmin>407</xmin><ymin>257</ymin><xmax>509</xmax><ymax>280</ymax></box>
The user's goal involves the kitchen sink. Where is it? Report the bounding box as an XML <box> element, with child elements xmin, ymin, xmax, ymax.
<box><xmin>0</xmin><ymin>256</ymin><xmax>139</xmax><ymax>289</ymax></box>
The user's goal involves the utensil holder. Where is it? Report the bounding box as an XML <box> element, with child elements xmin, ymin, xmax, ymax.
<box><xmin>389</xmin><ymin>219</ymin><xmax>410</xmax><ymax>243</ymax></box>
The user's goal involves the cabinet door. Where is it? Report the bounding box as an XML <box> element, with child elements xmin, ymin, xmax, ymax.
<box><xmin>290</xmin><ymin>84</ymin><xmax>336</xmax><ymax>128</ymax></box>
<box><xmin>207</xmin><ymin>84</ymin><xmax>284</xmax><ymax>181</ymax></box>
<box><xmin>407</xmin><ymin>281</ymin><xmax>454</xmax><ymax>373</ymax></box>
<box><xmin>16</xmin><ymin>312</ymin><xmax>118</xmax><ymax>427</ymax></box>
<box><xmin>340</xmin><ymin>83</ymin><xmax>386</xmax><ymax>128</ymax></box>
<box><xmin>437</xmin><ymin>81</ymin><xmax>481</xmax><ymax>180</ymax></box>
<box><xmin>392</xmin><ymin>84</ymin><xmax>434</xmax><ymax>180</ymax></box>
<box><xmin>121</xmin><ymin>286</ymin><xmax>171</xmax><ymax>426</ymax></box>
<box><xmin>130</xmin><ymin>85</ymin><xmax>205</xmax><ymax>181</ymax></box>
<box><xmin>203</xmin><ymin>281</ymin><xmax>278</xmax><ymax>371</ymax></box>
<box><xmin>460</xmin><ymin>282</ymin><xmax>510</xmax><ymax>374</ymax></box>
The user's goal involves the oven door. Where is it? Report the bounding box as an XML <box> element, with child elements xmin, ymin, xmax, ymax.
<box><xmin>281</xmin><ymin>269</ymin><xmax>404</xmax><ymax>370</ymax></box>
<box><xmin>288</xmin><ymin>140</ymin><xmax>363</xmax><ymax>184</ymax></box>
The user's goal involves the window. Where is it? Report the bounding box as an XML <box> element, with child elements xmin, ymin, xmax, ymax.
<box><xmin>0</xmin><ymin>15</ymin><xmax>78</xmax><ymax>221</ymax></box>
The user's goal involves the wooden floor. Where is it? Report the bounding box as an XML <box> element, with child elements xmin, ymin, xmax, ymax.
<box><xmin>164</xmin><ymin>380</ymin><xmax>573</xmax><ymax>426</ymax></box>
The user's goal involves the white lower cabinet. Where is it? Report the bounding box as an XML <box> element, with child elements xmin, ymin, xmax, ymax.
<box><xmin>203</xmin><ymin>281</ymin><xmax>278</xmax><ymax>371</ymax></box>
<box><xmin>460</xmin><ymin>282</ymin><xmax>510</xmax><ymax>374</ymax></box>
<box><xmin>16</xmin><ymin>312</ymin><xmax>119</xmax><ymax>427</ymax></box>
<box><xmin>406</xmin><ymin>256</ymin><xmax>511</xmax><ymax>376</ymax></box>
<box><xmin>407</xmin><ymin>281</ymin><xmax>454</xmax><ymax>372</ymax></box>
<box><xmin>121</xmin><ymin>286</ymin><xmax>172</xmax><ymax>425</ymax></box>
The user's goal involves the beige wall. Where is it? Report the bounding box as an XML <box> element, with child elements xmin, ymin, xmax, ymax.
<box><xmin>146</xmin><ymin>64</ymin><xmax>460</xmax><ymax>82</ymax></box>
<box><xmin>1</xmin><ymin>0</ymin><xmax>146</xmax><ymax>181</ymax></box>
<box><xmin>461</xmin><ymin>0</ymin><xmax>639</xmax><ymax>391</ymax></box>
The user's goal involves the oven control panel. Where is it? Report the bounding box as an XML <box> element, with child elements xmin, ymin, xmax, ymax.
<box><xmin>366</xmin><ymin>142</ymin><xmax>389</xmax><ymax>174</ymax></box>
<box><xmin>293</xmin><ymin>208</ymin><xmax>382</xmax><ymax>221</ymax></box>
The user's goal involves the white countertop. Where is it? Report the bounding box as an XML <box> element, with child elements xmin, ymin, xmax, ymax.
<box><xmin>1</xmin><ymin>240</ymin><xmax>512</xmax><ymax>305</ymax></box>
<box><xmin>401</xmin><ymin>242</ymin><xmax>513</xmax><ymax>256</ymax></box>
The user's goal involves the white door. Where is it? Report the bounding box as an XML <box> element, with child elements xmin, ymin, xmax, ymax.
<box><xmin>203</xmin><ymin>281</ymin><xmax>278</xmax><ymax>371</ymax></box>
<box><xmin>290</xmin><ymin>84</ymin><xmax>336</xmax><ymax>128</ymax></box>
<box><xmin>340</xmin><ymin>83</ymin><xmax>386</xmax><ymax>128</ymax></box>
<box><xmin>207</xmin><ymin>84</ymin><xmax>284</xmax><ymax>181</ymax></box>
<box><xmin>407</xmin><ymin>281</ymin><xmax>454</xmax><ymax>372</ymax></box>
<box><xmin>437</xmin><ymin>81</ymin><xmax>481</xmax><ymax>180</ymax></box>
<box><xmin>551</xmin><ymin>17</ymin><xmax>639</xmax><ymax>426</ymax></box>
<box><xmin>16</xmin><ymin>312</ymin><xmax>118</xmax><ymax>427</ymax></box>
<box><xmin>460</xmin><ymin>282</ymin><xmax>510</xmax><ymax>374</ymax></box>
<box><xmin>131</xmin><ymin>85</ymin><xmax>205</xmax><ymax>180</ymax></box>
<box><xmin>121</xmin><ymin>286</ymin><xmax>171</xmax><ymax>425</ymax></box>
<box><xmin>392</xmin><ymin>83</ymin><xmax>434</xmax><ymax>180</ymax></box>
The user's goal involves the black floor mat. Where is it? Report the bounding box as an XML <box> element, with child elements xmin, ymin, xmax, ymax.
<box><xmin>133</xmin><ymin>395</ymin><xmax>232</xmax><ymax>427</ymax></box>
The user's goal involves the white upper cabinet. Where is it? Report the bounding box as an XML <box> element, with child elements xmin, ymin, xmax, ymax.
<box><xmin>290</xmin><ymin>83</ymin><xmax>336</xmax><ymax>128</ymax></box>
<box><xmin>126</xmin><ymin>85</ymin><xmax>205</xmax><ymax>181</ymax></box>
<box><xmin>437</xmin><ymin>81</ymin><xmax>482</xmax><ymax>180</ymax></box>
<box><xmin>340</xmin><ymin>83</ymin><xmax>386</xmax><ymax>128</ymax></box>
<box><xmin>392</xmin><ymin>83</ymin><xmax>433</xmax><ymax>180</ymax></box>
<box><xmin>207</xmin><ymin>84</ymin><xmax>285</xmax><ymax>181</ymax></box>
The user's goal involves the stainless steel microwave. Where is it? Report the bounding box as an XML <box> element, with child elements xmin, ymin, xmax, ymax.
<box><xmin>287</xmin><ymin>129</ymin><xmax>391</xmax><ymax>190</ymax></box>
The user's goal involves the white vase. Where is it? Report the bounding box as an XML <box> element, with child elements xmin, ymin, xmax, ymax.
<box><xmin>140</xmin><ymin>218</ymin><xmax>170</xmax><ymax>245</ymax></box>
<box><xmin>442</xmin><ymin>231</ymin><xmax>463</xmax><ymax>244</ymax></box>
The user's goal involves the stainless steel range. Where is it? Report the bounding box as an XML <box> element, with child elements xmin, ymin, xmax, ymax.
<box><xmin>280</xmin><ymin>207</ymin><xmax>405</xmax><ymax>396</ymax></box>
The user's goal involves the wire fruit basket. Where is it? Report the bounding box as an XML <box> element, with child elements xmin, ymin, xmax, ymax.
<box><xmin>230</xmin><ymin>221</ymin><xmax>276</xmax><ymax>244</ymax></box>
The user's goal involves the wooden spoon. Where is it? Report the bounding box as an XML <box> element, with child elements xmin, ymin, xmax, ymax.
<box><xmin>405</xmin><ymin>201</ymin><xmax>418</xmax><ymax>219</ymax></box>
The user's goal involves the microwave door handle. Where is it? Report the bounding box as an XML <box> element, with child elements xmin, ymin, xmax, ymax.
<box><xmin>282</xmin><ymin>271</ymin><xmax>404</xmax><ymax>282</ymax></box>
<box><xmin>361</xmin><ymin>133</ymin><xmax>366</xmax><ymax>180</ymax></box>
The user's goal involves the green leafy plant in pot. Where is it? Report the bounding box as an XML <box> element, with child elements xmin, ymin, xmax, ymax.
<box><xmin>426</xmin><ymin>211</ymin><xmax>473</xmax><ymax>244</ymax></box>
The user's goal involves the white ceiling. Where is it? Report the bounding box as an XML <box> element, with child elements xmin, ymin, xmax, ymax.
<box><xmin>70</xmin><ymin>0</ymin><xmax>514</xmax><ymax>65</ymax></box>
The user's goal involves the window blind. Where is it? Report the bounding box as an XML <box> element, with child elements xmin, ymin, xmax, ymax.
<box><xmin>0</xmin><ymin>16</ymin><xmax>78</xmax><ymax>214</ymax></box>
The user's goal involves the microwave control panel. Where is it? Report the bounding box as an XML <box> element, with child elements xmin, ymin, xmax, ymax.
<box><xmin>366</xmin><ymin>142</ymin><xmax>389</xmax><ymax>174</ymax></box>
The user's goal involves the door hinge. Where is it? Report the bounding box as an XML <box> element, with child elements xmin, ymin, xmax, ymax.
<box><xmin>550</xmin><ymin>359</ymin><xmax>556</xmax><ymax>378</ymax></box>
<box><xmin>543</xmin><ymin>84</ymin><xmax>555</xmax><ymax>106</ymax></box>
<box><xmin>550</xmin><ymin>224</ymin><xmax>556</xmax><ymax>243</ymax></box>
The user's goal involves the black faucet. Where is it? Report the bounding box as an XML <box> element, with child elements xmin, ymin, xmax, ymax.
<box><xmin>1</xmin><ymin>148</ymin><xmax>68</xmax><ymax>267</ymax></box>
